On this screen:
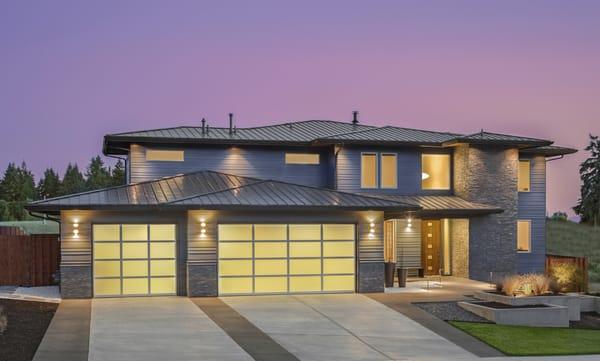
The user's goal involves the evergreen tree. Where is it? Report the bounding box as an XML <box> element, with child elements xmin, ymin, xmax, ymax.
<box><xmin>85</xmin><ymin>156</ymin><xmax>111</xmax><ymax>190</ymax></box>
<box><xmin>60</xmin><ymin>163</ymin><xmax>86</xmax><ymax>195</ymax></box>
<box><xmin>0</xmin><ymin>162</ymin><xmax>36</xmax><ymax>220</ymax></box>
<box><xmin>37</xmin><ymin>168</ymin><xmax>61</xmax><ymax>199</ymax></box>
<box><xmin>111</xmin><ymin>160</ymin><xmax>126</xmax><ymax>186</ymax></box>
<box><xmin>574</xmin><ymin>134</ymin><xmax>600</xmax><ymax>227</ymax></box>
<box><xmin>0</xmin><ymin>200</ymin><xmax>10</xmax><ymax>221</ymax></box>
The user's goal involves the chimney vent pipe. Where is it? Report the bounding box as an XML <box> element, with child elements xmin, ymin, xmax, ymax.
<box><xmin>201</xmin><ymin>118</ymin><xmax>206</xmax><ymax>134</ymax></box>
<box><xmin>229</xmin><ymin>113</ymin><xmax>234</xmax><ymax>134</ymax></box>
<box><xmin>352</xmin><ymin>111</ymin><xmax>359</xmax><ymax>125</ymax></box>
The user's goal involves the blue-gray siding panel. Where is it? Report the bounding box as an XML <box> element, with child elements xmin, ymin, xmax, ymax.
<box><xmin>336</xmin><ymin>146</ymin><xmax>452</xmax><ymax>195</ymax></box>
<box><xmin>517</xmin><ymin>155</ymin><xmax>546</xmax><ymax>273</ymax></box>
<box><xmin>130</xmin><ymin>144</ymin><xmax>331</xmax><ymax>187</ymax></box>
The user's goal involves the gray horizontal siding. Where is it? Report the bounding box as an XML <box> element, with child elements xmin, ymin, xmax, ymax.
<box><xmin>336</xmin><ymin>146</ymin><xmax>452</xmax><ymax>195</ymax></box>
<box><xmin>130</xmin><ymin>144</ymin><xmax>331</xmax><ymax>187</ymax></box>
<box><xmin>395</xmin><ymin>219</ymin><xmax>421</xmax><ymax>269</ymax></box>
<box><xmin>517</xmin><ymin>155</ymin><xmax>546</xmax><ymax>273</ymax></box>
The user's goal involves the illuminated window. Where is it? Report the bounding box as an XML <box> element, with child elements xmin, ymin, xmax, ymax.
<box><xmin>517</xmin><ymin>220</ymin><xmax>531</xmax><ymax>253</ymax></box>
<box><xmin>380</xmin><ymin>153</ymin><xmax>397</xmax><ymax>188</ymax></box>
<box><xmin>361</xmin><ymin>153</ymin><xmax>378</xmax><ymax>188</ymax></box>
<box><xmin>421</xmin><ymin>154</ymin><xmax>451</xmax><ymax>190</ymax></box>
<box><xmin>285</xmin><ymin>153</ymin><xmax>320</xmax><ymax>164</ymax></box>
<box><xmin>145</xmin><ymin>149</ymin><xmax>184</xmax><ymax>162</ymax></box>
<box><xmin>518</xmin><ymin>160</ymin><xmax>531</xmax><ymax>192</ymax></box>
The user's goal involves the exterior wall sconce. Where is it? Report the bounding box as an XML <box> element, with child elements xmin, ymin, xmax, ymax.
<box><xmin>73</xmin><ymin>221</ymin><xmax>79</xmax><ymax>238</ymax></box>
<box><xmin>421</xmin><ymin>172</ymin><xmax>430</xmax><ymax>180</ymax></box>
<box><xmin>368</xmin><ymin>221</ymin><xmax>375</xmax><ymax>238</ymax></box>
<box><xmin>200</xmin><ymin>219</ymin><xmax>207</xmax><ymax>238</ymax></box>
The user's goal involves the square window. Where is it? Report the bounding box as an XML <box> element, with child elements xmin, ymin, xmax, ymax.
<box><xmin>421</xmin><ymin>154</ymin><xmax>451</xmax><ymax>190</ymax></box>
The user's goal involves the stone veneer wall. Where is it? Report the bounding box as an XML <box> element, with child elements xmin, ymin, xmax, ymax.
<box><xmin>450</xmin><ymin>219</ymin><xmax>469</xmax><ymax>278</ymax></box>
<box><xmin>454</xmin><ymin>144</ymin><xmax>519</xmax><ymax>281</ymax></box>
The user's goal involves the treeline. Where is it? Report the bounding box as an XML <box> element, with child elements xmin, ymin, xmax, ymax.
<box><xmin>0</xmin><ymin>156</ymin><xmax>124</xmax><ymax>221</ymax></box>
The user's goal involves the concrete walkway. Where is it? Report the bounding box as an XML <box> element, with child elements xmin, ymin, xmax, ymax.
<box><xmin>89</xmin><ymin>297</ymin><xmax>253</xmax><ymax>361</ymax></box>
<box><xmin>33</xmin><ymin>300</ymin><xmax>91</xmax><ymax>361</ymax></box>
<box><xmin>223</xmin><ymin>294</ymin><xmax>475</xmax><ymax>361</ymax></box>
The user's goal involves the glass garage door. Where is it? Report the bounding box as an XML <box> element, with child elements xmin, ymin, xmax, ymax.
<box><xmin>92</xmin><ymin>224</ymin><xmax>177</xmax><ymax>297</ymax></box>
<box><xmin>218</xmin><ymin>224</ymin><xmax>355</xmax><ymax>295</ymax></box>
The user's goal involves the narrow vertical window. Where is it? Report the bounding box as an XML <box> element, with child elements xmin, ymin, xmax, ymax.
<box><xmin>517</xmin><ymin>220</ymin><xmax>531</xmax><ymax>253</ymax></box>
<box><xmin>361</xmin><ymin>153</ymin><xmax>378</xmax><ymax>188</ymax></box>
<box><xmin>380</xmin><ymin>153</ymin><xmax>397</xmax><ymax>188</ymax></box>
<box><xmin>518</xmin><ymin>160</ymin><xmax>531</xmax><ymax>192</ymax></box>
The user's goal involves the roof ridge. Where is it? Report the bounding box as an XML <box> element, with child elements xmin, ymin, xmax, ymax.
<box><xmin>315</xmin><ymin>125</ymin><xmax>393</xmax><ymax>140</ymax></box>
<box><xmin>166</xmin><ymin>178</ymin><xmax>267</xmax><ymax>204</ymax></box>
<box><xmin>457</xmin><ymin>130</ymin><xmax>549</xmax><ymax>141</ymax></box>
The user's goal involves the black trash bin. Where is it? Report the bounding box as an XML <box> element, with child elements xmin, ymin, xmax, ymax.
<box><xmin>384</xmin><ymin>262</ymin><xmax>396</xmax><ymax>287</ymax></box>
<box><xmin>397</xmin><ymin>268</ymin><xmax>408</xmax><ymax>288</ymax></box>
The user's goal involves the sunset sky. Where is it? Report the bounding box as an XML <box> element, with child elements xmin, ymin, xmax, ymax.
<box><xmin>1</xmin><ymin>1</ymin><xmax>599</xmax><ymax>216</ymax></box>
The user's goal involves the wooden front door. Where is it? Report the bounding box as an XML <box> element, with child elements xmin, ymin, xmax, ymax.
<box><xmin>421</xmin><ymin>220</ymin><xmax>441</xmax><ymax>276</ymax></box>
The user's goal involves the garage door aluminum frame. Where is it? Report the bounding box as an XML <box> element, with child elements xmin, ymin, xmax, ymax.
<box><xmin>92</xmin><ymin>223</ymin><xmax>177</xmax><ymax>297</ymax></box>
<box><xmin>218</xmin><ymin>223</ymin><xmax>356</xmax><ymax>296</ymax></box>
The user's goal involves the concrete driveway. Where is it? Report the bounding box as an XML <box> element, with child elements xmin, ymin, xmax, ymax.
<box><xmin>223</xmin><ymin>294</ymin><xmax>475</xmax><ymax>361</ymax></box>
<box><xmin>89</xmin><ymin>297</ymin><xmax>252</xmax><ymax>361</ymax></box>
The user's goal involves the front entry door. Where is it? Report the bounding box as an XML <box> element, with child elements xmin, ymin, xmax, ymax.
<box><xmin>421</xmin><ymin>220</ymin><xmax>441</xmax><ymax>276</ymax></box>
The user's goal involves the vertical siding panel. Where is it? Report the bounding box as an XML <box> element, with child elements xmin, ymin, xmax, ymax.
<box><xmin>517</xmin><ymin>155</ymin><xmax>546</xmax><ymax>273</ymax></box>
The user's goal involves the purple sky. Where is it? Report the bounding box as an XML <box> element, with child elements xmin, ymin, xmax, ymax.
<box><xmin>1</xmin><ymin>1</ymin><xmax>599</xmax><ymax>216</ymax></box>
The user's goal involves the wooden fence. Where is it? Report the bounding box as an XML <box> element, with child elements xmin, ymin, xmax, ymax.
<box><xmin>546</xmin><ymin>254</ymin><xmax>588</xmax><ymax>292</ymax></box>
<box><xmin>0</xmin><ymin>234</ymin><xmax>60</xmax><ymax>287</ymax></box>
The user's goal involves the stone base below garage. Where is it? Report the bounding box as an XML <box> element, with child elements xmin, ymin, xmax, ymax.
<box><xmin>187</xmin><ymin>263</ymin><xmax>217</xmax><ymax>297</ymax></box>
<box><xmin>61</xmin><ymin>265</ymin><xmax>92</xmax><ymax>299</ymax></box>
<box><xmin>358</xmin><ymin>262</ymin><xmax>384</xmax><ymax>293</ymax></box>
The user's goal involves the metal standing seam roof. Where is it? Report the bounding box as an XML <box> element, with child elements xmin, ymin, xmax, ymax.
<box><xmin>520</xmin><ymin>145</ymin><xmax>578</xmax><ymax>156</ymax></box>
<box><xmin>364</xmin><ymin>194</ymin><xmax>503</xmax><ymax>215</ymax></box>
<box><xmin>104</xmin><ymin>119</ymin><xmax>563</xmax><ymax>155</ymax></box>
<box><xmin>314</xmin><ymin>126</ymin><xmax>460</xmax><ymax>144</ymax></box>
<box><xmin>26</xmin><ymin>170</ymin><xmax>419</xmax><ymax>213</ymax></box>
<box><xmin>443</xmin><ymin>131</ymin><xmax>552</xmax><ymax>147</ymax></box>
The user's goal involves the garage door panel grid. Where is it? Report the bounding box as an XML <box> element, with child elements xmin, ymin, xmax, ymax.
<box><xmin>218</xmin><ymin>224</ymin><xmax>356</xmax><ymax>295</ymax></box>
<box><xmin>92</xmin><ymin>224</ymin><xmax>177</xmax><ymax>297</ymax></box>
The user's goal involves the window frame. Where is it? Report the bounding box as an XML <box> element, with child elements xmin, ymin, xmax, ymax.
<box><xmin>517</xmin><ymin>220</ymin><xmax>532</xmax><ymax>253</ymax></box>
<box><xmin>284</xmin><ymin>153</ymin><xmax>320</xmax><ymax>165</ymax></box>
<box><xmin>360</xmin><ymin>152</ymin><xmax>379</xmax><ymax>189</ymax></box>
<box><xmin>380</xmin><ymin>153</ymin><xmax>398</xmax><ymax>189</ymax></box>
<box><xmin>421</xmin><ymin>153</ymin><xmax>451</xmax><ymax>191</ymax></box>
<box><xmin>145</xmin><ymin>149</ymin><xmax>185</xmax><ymax>162</ymax></box>
<box><xmin>518</xmin><ymin>160</ymin><xmax>531</xmax><ymax>192</ymax></box>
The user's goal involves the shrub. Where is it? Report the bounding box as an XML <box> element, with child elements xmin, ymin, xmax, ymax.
<box><xmin>501</xmin><ymin>275</ymin><xmax>521</xmax><ymax>296</ymax></box>
<box><xmin>500</xmin><ymin>274</ymin><xmax>552</xmax><ymax>296</ymax></box>
<box><xmin>549</xmin><ymin>277</ymin><xmax>562</xmax><ymax>294</ymax></box>
<box><xmin>549</xmin><ymin>262</ymin><xmax>585</xmax><ymax>292</ymax></box>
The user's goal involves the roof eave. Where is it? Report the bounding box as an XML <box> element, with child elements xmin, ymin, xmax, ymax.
<box><xmin>442</xmin><ymin>139</ymin><xmax>552</xmax><ymax>148</ymax></box>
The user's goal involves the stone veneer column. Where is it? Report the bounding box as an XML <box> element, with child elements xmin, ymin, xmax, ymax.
<box><xmin>357</xmin><ymin>211</ymin><xmax>385</xmax><ymax>293</ymax></box>
<box><xmin>60</xmin><ymin>210</ymin><xmax>93</xmax><ymax>298</ymax></box>
<box><xmin>453</xmin><ymin>144</ymin><xmax>518</xmax><ymax>281</ymax></box>
<box><xmin>187</xmin><ymin>210</ymin><xmax>218</xmax><ymax>296</ymax></box>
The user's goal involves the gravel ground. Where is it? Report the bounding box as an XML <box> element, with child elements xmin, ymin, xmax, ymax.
<box><xmin>413</xmin><ymin>301</ymin><xmax>490</xmax><ymax>323</ymax></box>
<box><xmin>0</xmin><ymin>299</ymin><xmax>58</xmax><ymax>361</ymax></box>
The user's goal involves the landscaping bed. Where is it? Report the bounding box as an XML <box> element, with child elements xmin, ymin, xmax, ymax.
<box><xmin>473</xmin><ymin>301</ymin><xmax>549</xmax><ymax>309</ymax></box>
<box><xmin>413</xmin><ymin>301</ymin><xmax>489</xmax><ymax>322</ymax></box>
<box><xmin>0</xmin><ymin>299</ymin><xmax>57</xmax><ymax>361</ymax></box>
<box><xmin>449</xmin><ymin>321</ymin><xmax>600</xmax><ymax>356</ymax></box>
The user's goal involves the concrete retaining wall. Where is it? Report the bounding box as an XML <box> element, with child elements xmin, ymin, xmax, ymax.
<box><xmin>458</xmin><ymin>301</ymin><xmax>569</xmax><ymax>328</ymax></box>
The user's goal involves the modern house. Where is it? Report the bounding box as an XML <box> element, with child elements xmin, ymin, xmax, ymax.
<box><xmin>27</xmin><ymin>115</ymin><xmax>576</xmax><ymax>298</ymax></box>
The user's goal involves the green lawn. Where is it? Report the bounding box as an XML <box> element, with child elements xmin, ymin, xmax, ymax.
<box><xmin>449</xmin><ymin>321</ymin><xmax>600</xmax><ymax>356</ymax></box>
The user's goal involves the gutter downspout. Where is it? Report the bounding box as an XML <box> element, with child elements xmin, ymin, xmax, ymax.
<box><xmin>334</xmin><ymin>143</ymin><xmax>343</xmax><ymax>190</ymax></box>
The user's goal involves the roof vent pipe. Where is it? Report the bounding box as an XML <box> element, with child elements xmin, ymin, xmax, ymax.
<box><xmin>229</xmin><ymin>113</ymin><xmax>234</xmax><ymax>134</ymax></box>
<box><xmin>352</xmin><ymin>111</ymin><xmax>359</xmax><ymax>125</ymax></box>
<box><xmin>201</xmin><ymin>118</ymin><xmax>206</xmax><ymax>134</ymax></box>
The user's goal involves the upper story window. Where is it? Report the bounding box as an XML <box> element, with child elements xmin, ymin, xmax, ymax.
<box><xmin>361</xmin><ymin>153</ymin><xmax>378</xmax><ymax>188</ymax></box>
<box><xmin>380</xmin><ymin>153</ymin><xmax>397</xmax><ymax>188</ymax></box>
<box><xmin>517</xmin><ymin>220</ymin><xmax>531</xmax><ymax>252</ymax></box>
<box><xmin>145</xmin><ymin>149</ymin><xmax>184</xmax><ymax>162</ymax></box>
<box><xmin>518</xmin><ymin>160</ymin><xmax>531</xmax><ymax>192</ymax></box>
<box><xmin>421</xmin><ymin>154</ymin><xmax>450</xmax><ymax>190</ymax></box>
<box><xmin>285</xmin><ymin>153</ymin><xmax>320</xmax><ymax>165</ymax></box>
